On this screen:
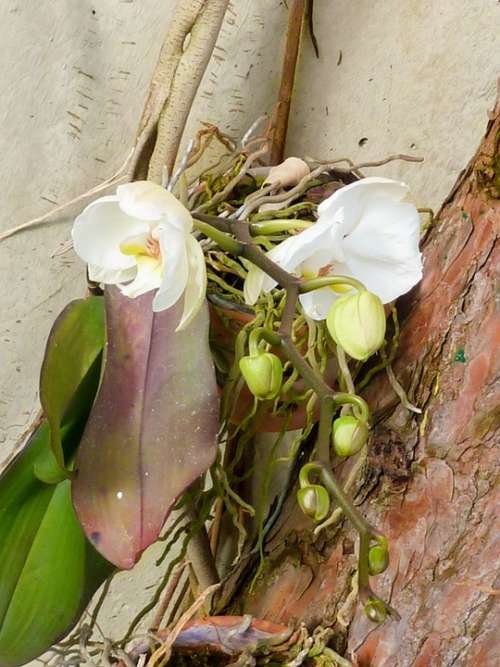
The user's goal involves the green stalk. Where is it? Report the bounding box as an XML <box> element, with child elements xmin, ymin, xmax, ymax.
<box><xmin>300</xmin><ymin>275</ymin><xmax>366</xmax><ymax>294</ymax></box>
<box><xmin>250</xmin><ymin>219</ymin><xmax>313</xmax><ymax>234</ymax></box>
<box><xmin>193</xmin><ymin>220</ymin><xmax>243</xmax><ymax>255</ymax></box>
<box><xmin>334</xmin><ymin>392</ymin><xmax>370</xmax><ymax>422</ymax></box>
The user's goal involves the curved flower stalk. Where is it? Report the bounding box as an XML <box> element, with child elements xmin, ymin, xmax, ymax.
<box><xmin>244</xmin><ymin>176</ymin><xmax>423</xmax><ymax>319</ymax></box>
<box><xmin>72</xmin><ymin>181</ymin><xmax>206</xmax><ymax>331</ymax></box>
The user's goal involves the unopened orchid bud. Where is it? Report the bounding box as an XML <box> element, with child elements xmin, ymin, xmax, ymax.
<box><xmin>368</xmin><ymin>537</ymin><xmax>389</xmax><ymax>575</ymax></box>
<box><xmin>239</xmin><ymin>352</ymin><xmax>283</xmax><ymax>400</ymax></box>
<box><xmin>364</xmin><ymin>598</ymin><xmax>387</xmax><ymax>624</ymax></box>
<box><xmin>326</xmin><ymin>290</ymin><xmax>386</xmax><ymax>361</ymax></box>
<box><xmin>265</xmin><ymin>157</ymin><xmax>310</xmax><ymax>189</ymax></box>
<box><xmin>332</xmin><ymin>415</ymin><xmax>369</xmax><ymax>457</ymax></box>
<box><xmin>297</xmin><ymin>484</ymin><xmax>330</xmax><ymax>522</ymax></box>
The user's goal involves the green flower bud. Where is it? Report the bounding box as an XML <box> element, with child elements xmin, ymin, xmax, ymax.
<box><xmin>364</xmin><ymin>597</ymin><xmax>387</xmax><ymax>624</ymax></box>
<box><xmin>332</xmin><ymin>415</ymin><xmax>369</xmax><ymax>457</ymax></box>
<box><xmin>368</xmin><ymin>536</ymin><xmax>389</xmax><ymax>575</ymax></box>
<box><xmin>239</xmin><ymin>352</ymin><xmax>283</xmax><ymax>400</ymax></box>
<box><xmin>297</xmin><ymin>484</ymin><xmax>330</xmax><ymax>522</ymax></box>
<box><xmin>326</xmin><ymin>290</ymin><xmax>386</xmax><ymax>361</ymax></box>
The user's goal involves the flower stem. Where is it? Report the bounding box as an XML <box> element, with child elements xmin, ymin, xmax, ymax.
<box><xmin>280</xmin><ymin>334</ymin><xmax>333</xmax><ymax>398</ymax></box>
<box><xmin>193</xmin><ymin>220</ymin><xmax>243</xmax><ymax>255</ymax></box>
<box><xmin>334</xmin><ymin>392</ymin><xmax>370</xmax><ymax>422</ymax></box>
<box><xmin>300</xmin><ymin>460</ymin><xmax>384</xmax><ymax>600</ymax></box>
<box><xmin>250</xmin><ymin>219</ymin><xmax>313</xmax><ymax>234</ymax></box>
<box><xmin>300</xmin><ymin>275</ymin><xmax>366</xmax><ymax>294</ymax></box>
<box><xmin>316</xmin><ymin>396</ymin><xmax>335</xmax><ymax>464</ymax></box>
<box><xmin>336</xmin><ymin>344</ymin><xmax>355</xmax><ymax>395</ymax></box>
<box><xmin>299</xmin><ymin>461</ymin><xmax>374</xmax><ymax>536</ymax></box>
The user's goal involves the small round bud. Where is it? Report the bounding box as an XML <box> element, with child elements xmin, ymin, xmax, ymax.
<box><xmin>239</xmin><ymin>352</ymin><xmax>283</xmax><ymax>400</ymax></box>
<box><xmin>297</xmin><ymin>485</ymin><xmax>330</xmax><ymax>522</ymax></box>
<box><xmin>368</xmin><ymin>537</ymin><xmax>389</xmax><ymax>575</ymax></box>
<box><xmin>364</xmin><ymin>598</ymin><xmax>387</xmax><ymax>624</ymax></box>
<box><xmin>332</xmin><ymin>416</ymin><xmax>369</xmax><ymax>457</ymax></box>
<box><xmin>264</xmin><ymin>157</ymin><xmax>310</xmax><ymax>188</ymax></box>
<box><xmin>326</xmin><ymin>290</ymin><xmax>386</xmax><ymax>361</ymax></box>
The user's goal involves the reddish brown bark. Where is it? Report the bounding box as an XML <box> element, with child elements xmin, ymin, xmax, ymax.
<box><xmin>226</xmin><ymin>103</ymin><xmax>500</xmax><ymax>665</ymax></box>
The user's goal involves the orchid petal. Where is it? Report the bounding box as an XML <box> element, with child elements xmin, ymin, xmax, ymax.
<box><xmin>318</xmin><ymin>177</ymin><xmax>410</xmax><ymax>235</ymax></box>
<box><xmin>343</xmin><ymin>200</ymin><xmax>422</xmax><ymax>302</ymax></box>
<box><xmin>243</xmin><ymin>221</ymin><xmax>337</xmax><ymax>304</ymax></box>
<box><xmin>117</xmin><ymin>182</ymin><xmax>193</xmax><ymax>232</ymax></box>
<box><xmin>299</xmin><ymin>226</ymin><xmax>344</xmax><ymax>276</ymax></box>
<box><xmin>243</xmin><ymin>265</ymin><xmax>267</xmax><ymax>305</ymax></box>
<box><xmin>176</xmin><ymin>236</ymin><xmax>207</xmax><ymax>331</ymax></box>
<box><xmin>299</xmin><ymin>287</ymin><xmax>339</xmax><ymax>320</ymax></box>
<box><xmin>119</xmin><ymin>256</ymin><xmax>163</xmax><ymax>299</ymax></box>
<box><xmin>88</xmin><ymin>265</ymin><xmax>137</xmax><ymax>285</ymax></box>
<box><xmin>152</xmin><ymin>225</ymin><xmax>189</xmax><ymax>312</ymax></box>
<box><xmin>72</xmin><ymin>198</ymin><xmax>149</xmax><ymax>271</ymax></box>
<box><xmin>267</xmin><ymin>221</ymin><xmax>335</xmax><ymax>278</ymax></box>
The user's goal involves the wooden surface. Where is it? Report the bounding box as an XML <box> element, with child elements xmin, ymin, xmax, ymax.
<box><xmin>229</xmin><ymin>102</ymin><xmax>500</xmax><ymax>667</ymax></box>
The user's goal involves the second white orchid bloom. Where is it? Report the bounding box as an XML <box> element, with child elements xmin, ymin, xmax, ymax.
<box><xmin>72</xmin><ymin>181</ymin><xmax>206</xmax><ymax>330</ymax></box>
<box><xmin>244</xmin><ymin>177</ymin><xmax>423</xmax><ymax>319</ymax></box>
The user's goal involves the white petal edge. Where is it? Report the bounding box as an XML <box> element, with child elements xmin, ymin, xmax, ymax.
<box><xmin>88</xmin><ymin>264</ymin><xmax>137</xmax><ymax>285</ymax></box>
<box><xmin>262</xmin><ymin>220</ymin><xmax>340</xmax><ymax>292</ymax></box>
<box><xmin>343</xmin><ymin>199</ymin><xmax>421</xmax><ymax>264</ymax></box>
<box><xmin>152</xmin><ymin>225</ymin><xmax>189</xmax><ymax>312</ymax></box>
<box><xmin>318</xmin><ymin>177</ymin><xmax>411</xmax><ymax>236</ymax></box>
<box><xmin>299</xmin><ymin>287</ymin><xmax>339</xmax><ymax>320</ymax></box>
<box><xmin>72</xmin><ymin>197</ymin><xmax>149</xmax><ymax>271</ymax></box>
<box><xmin>117</xmin><ymin>181</ymin><xmax>193</xmax><ymax>232</ymax></box>
<box><xmin>243</xmin><ymin>265</ymin><xmax>267</xmax><ymax>305</ymax></box>
<box><xmin>342</xmin><ymin>199</ymin><xmax>422</xmax><ymax>302</ymax></box>
<box><xmin>243</xmin><ymin>220</ymin><xmax>342</xmax><ymax>304</ymax></box>
<box><xmin>119</xmin><ymin>256</ymin><xmax>163</xmax><ymax>299</ymax></box>
<box><xmin>175</xmin><ymin>236</ymin><xmax>207</xmax><ymax>331</ymax></box>
<box><xmin>344</xmin><ymin>252</ymin><xmax>422</xmax><ymax>303</ymax></box>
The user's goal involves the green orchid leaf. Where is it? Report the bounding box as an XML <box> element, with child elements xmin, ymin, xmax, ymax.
<box><xmin>39</xmin><ymin>297</ymin><xmax>105</xmax><ymax>476</ymax></box>
<box><xmin>0</xmin><ymin>326</ymin><xmax>111</xmax><ymax>667</ymax></box>
<box><xmin>72</xmin><ymin>287</ymin><xmax>220</xmax><ymax>569</ymax></box>
<box><xmin>0</xmin><ymin>479</ymin><xmax>111</xmax><ymax>667</ymax></box>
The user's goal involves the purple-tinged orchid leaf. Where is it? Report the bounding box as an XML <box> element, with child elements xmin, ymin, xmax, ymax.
<box><xmin>72</xmin><ymin>287</ymin><xmax>219</xmax><ymax>569</ymax></box>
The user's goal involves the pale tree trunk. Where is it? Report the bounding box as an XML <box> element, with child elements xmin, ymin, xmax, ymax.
<box><xmin>129</xmin><ymin>0</ymin><xmax>230</xmax><ymax>183</ymax></box>
<box><xmin>220</xmin><ymin>100</ymin><xmax>500</xmax><ymax>666</ymax></box>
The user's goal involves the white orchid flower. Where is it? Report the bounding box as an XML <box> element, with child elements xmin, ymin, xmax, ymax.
<box><xmin>72</xmin><ymin>181</ymin><xmax>206</xmax><ymax>330</ymax></box>
<box><xmin>244</xmin><ymin>177</ymin><xmax>422</xmax><ymax>320</ymax></box>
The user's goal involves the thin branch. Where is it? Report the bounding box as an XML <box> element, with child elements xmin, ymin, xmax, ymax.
<box><xmin>232</xmin><ymin>219</ymin><xmax>301</xmax><ymax>287</ymax></box>
<box><xmin>149</xmin><ymin>561</ymin><xmax>189</xmax><ymax>632</ymax></box>
<box><xmin>146</xmin><ymin>583</ymin><xmax>221</xmax><ymax>667</ymax></box>
<box><xmin>193</xmin><ymin>145</ymin><xmax>269</xmax><ymax>213</ymax></box>
<box><xmin>316</xmin><ymin>396</ymin><xmax>335</xmax><ymax>464</ymax></box>
<box><xmin>233</xmin><ymin>154</ymin><xmax>422</xmax><ymax>220</ymax></box>
<box><xmin>344</xmin><ymin>154</ymin><xmax>424</xmax><ymax>170</ymax></box>
<box><xmin>279</xmin><ymin>284</ymin><xmax>300</xmax><ymax>335</ymax></box>
<box><xmin>269</xmin><ymin>0</ymin><xmax>307</xmax><ymax>165</ymax></box>
<box><xmin>0</xmin><ymin>147</ymin><xmax>134</xmax><ymax>243</ymax></box>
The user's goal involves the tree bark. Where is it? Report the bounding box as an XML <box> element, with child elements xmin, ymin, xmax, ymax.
<box><xmin>223</xmin><ymin>101</ymin><xmax>500</xmax><ymax>665</ymax></box>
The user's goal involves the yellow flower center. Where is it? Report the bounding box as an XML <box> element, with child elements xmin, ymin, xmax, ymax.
<box><xmin>120</xmin><ymin>233</ymin><xmax>161</xmax><ymax>262</ymax></box>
